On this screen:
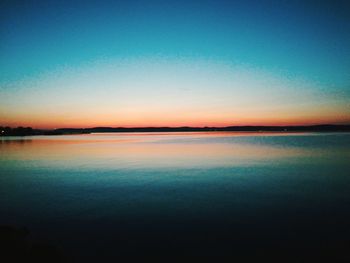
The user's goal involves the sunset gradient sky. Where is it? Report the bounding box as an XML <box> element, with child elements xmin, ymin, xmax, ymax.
<box><xmin>1</xmin><ymin>0</ymin><xmax>350</xmax><ymax>128</ymax></box>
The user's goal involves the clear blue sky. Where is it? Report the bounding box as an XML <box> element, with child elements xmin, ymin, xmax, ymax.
<box><xmin>1</xmin><ymin>0</ymin><xmax>349</xmax><ymax>128</ymax></box>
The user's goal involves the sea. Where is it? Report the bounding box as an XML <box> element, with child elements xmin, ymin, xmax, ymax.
<box><xmin>1</xmin><ymin>132</ymin><xmax>350</xmax><ymax>262</ymax></box>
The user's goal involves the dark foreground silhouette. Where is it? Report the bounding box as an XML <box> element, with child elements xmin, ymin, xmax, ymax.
<box><xmin>0</xmin><ymin>226</ymin><xmax>65</xmax><ymax>263</ymax></box>
<box><xmin>1</xmin><ymin>222</ymin><xmax>349</xmax><ymax>263</ymax></box>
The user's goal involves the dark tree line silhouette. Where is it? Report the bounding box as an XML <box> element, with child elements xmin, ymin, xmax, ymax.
<box><xmin>1</xmin><ymin>124</ymin><xmax>350</xmax><ymax>136</ymax></box>
<box><xmin>0</xmin><ymin>126</ymin><xmax>35</xmax><ymax>136</ymax></box>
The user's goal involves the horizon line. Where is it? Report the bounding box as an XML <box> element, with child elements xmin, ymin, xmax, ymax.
<box><xmin>3</xmin><ymin>123</ymin><xmax>350</xmax><ymax>130</ymax></box>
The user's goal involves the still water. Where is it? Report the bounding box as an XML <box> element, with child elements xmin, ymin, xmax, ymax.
<box><xmin>1</xmin><ymin>132</ymin><xmax>350</xmax><ymax>261</ymax></box>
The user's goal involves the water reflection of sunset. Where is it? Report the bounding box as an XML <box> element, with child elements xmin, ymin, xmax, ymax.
<box><xmin>1</xmin><ymin>132</ymin><xmax>318</xmax><ymax>169</ymax></box>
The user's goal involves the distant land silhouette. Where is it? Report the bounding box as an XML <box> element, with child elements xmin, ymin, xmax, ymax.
<box><xmin>1</xmin><ymin>124</ymin><xmax>350</xmax><ymax>136</ymax></box>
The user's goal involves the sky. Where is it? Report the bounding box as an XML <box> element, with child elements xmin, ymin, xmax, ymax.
<box><xmin>1</xmin><ymin>0</ymin><xmax>349</xmax><ymax>128</ymax></box>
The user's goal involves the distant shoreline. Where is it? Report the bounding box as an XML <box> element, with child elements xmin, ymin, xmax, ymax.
<box><xmin>1</xmin><ymin>124</ymin><xmax>350</xmax><ymax>136</ymax></box>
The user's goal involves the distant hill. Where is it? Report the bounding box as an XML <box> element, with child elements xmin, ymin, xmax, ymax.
<box><xmin>1</xmin><ymin>124</ymin><xmax>350</xmax><ymax>136</ymax></box>
<box><xmin>54</xmin><ymin>125</ymin><xmax>350</xmax><ymax>134</ymax></box>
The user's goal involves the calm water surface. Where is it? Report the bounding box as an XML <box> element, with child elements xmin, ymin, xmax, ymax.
<box><xmin>1</xmin><ymin>132</ymin><xmax>350</xmax><ymax>261</ymax></box>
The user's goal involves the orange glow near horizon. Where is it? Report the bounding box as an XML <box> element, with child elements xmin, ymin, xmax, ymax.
<box><xmin>1</xmin><ymin>59</ymin><xmax>349</xmax><ymax>129</ymax></box>
<box><xmin>2</xmin><ymin>113</ymin><xmax>350</xmax><ymax>129</ymax></box>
